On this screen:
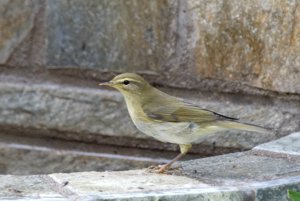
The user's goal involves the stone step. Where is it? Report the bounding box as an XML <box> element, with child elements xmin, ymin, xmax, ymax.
<box><xmin>1</xmin><ymin>77</ymin><xmax>299</xmax><ymax>152</ymax></box>
<box><xmin>1</xmin><ymin>132</ymin><xmax>299</xmax><ymax>200</ymax></box>
<box><xmin>0</xmin><ymin>132</ymin><xmax>173</xmax><ymax>175</ymax></box>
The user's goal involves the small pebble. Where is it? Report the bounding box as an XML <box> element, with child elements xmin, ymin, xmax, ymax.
<box><xmin>62</xmin><ymin>181</ymin><xmax>69</xmax><ymax>187</ymax></box>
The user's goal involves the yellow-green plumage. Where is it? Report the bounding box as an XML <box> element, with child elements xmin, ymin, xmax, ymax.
<box><xmin>99</xmin><ymin>73</ymin><xmax>271</xmax><ymax>173</ymax></box>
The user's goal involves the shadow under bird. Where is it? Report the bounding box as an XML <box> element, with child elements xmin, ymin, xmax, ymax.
<box><xmin>99</xmin><ymin>73</ymin><xmax>270</xmax><ymax>173</ymax></box>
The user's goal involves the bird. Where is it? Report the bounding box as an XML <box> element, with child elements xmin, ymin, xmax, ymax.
<box><xmin>99</xmin><ymin>73</ymin><xmax>270</xmax><ymax>173</ymax></box>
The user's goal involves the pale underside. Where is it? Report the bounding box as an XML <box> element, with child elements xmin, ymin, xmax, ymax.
<box><xmin>132</xmin><ymin>118</ymin><xmax>225</xmax><ymax>144</ymax></box>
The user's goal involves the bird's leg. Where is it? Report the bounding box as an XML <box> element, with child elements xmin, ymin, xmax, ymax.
<box><xmin>157</xmin><ymin>153</ymin><xmax>184</xmax><ymax>173</ymax></box>
<box><xmin>158</xmin><ymin>144</ymin><xmax>192</xmax><ymax>173</ymax></box>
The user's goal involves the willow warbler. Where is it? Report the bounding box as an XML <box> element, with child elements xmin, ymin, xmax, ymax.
<box><xmin>99</xmin><ymin>73</ymin><xmax>270</xmax><ymax>173</ymax></box>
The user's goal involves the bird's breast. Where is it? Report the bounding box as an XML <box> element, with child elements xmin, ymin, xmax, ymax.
<box><xmin>132</xmin><ymin>117</ymin><xmax>203</xmax><ymax>144</ymax></box>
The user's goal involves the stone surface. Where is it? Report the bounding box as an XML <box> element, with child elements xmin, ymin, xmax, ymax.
<box><xmin>43</xmin><ymin>0</ymin><xmax>300</xmax><ymax>94</ymax></box>
<box><xmin>0</xmin><ymin>145</ymin><xmax>154</xmax><ymax>175</ymax></box>
<box><xmin>0</xmin><ymin>171</ymin><xmax>299</xmax><ymax>201</ymax></box>
<box><xmin>1</xmin><ymin>133</ymin><xmax>300</xmax><ymax>200</ymax></box>
<box><xmin>254</xmin><ymin>177</ymin><xmax>300</xmax><ymax>201</ymax></box>
<box><xmin>1</xmin><ymin>1</ymin><xmax>300</xmax><ymax>199</ymax></box>
<box><xmin>1</xmin><ymin>79</ymin><xmax>300</xmax><ymax>151</ymax></box>
<box><xmin>50</xmin><ymin>133</ymin><xmax>300</xmax><ymax>200</ymax></box>
<box><xmin>48</xmin><ymin>171</ymin><xmax>300</xmax><ymax>201</ymax></box>
<box><xmin>254</xmin><ymin>132</ymin><xmax>300</xmax><ymax>155</ymax></box>
<box><xmin>49</xmin><ymin>170</ymin><xmax>252</xmax><ymax>201</ymax></box>
<box><xmin>0</xmin><ymin>175</ymin><xmax>64</xmax><ymax>200</ymax></box>
<box><xmin>1</xmin><ymin>0</ymin><xmax>300</xmax><ymax>94</ymax></box>
<box><xmin>2</xmin><ymin>131</ymin><xmax>224</xmax><ymax>175</ymax></box>
<box><xmin>0</xmin><ymin>0</ymin><xmax>41</xmax><ymax>64</ymax></box>
<box><xmin>46</xmin><ymin>0</ymin><xmax>177</xmax><ymax>72</ymax></box>
<box><xmin>49</xmin><ymin>170</ymin><xmax>204</xmax><ymax>195</ymax></box>
<box><xmin>0</xmin><ymin>80</ymin><xmax>142</xmax><ymax>142</ymax></box>
<box><xmin>180</xmin><ymin>151</ymin><xmax>300</xmax><ymax>183</ymax></box>
<box><xmin>181</xmin><ymin>0</ymin><xmax>300</xmax><ymax>94</ymax></box>
<box><xmin>1</xmin><ymin>0</ymin><xmax>300</xmax><ymax>154</ymax></box>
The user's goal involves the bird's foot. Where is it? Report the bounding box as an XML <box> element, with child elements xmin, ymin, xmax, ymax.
<box><xmin>147</xmin><ymin>165</ymin><xmax>157</xmax><ymax>170</ymax></box>
<box><xmin>146</xmin><ymin>164</ymin><xmax>181</xmax><ymax>174</ymax></box>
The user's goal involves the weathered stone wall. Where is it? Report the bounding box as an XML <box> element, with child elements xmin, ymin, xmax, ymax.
<box><xmin>1</xmin><ymin>0</ymin><xmax>300</xmax><ymax>153</ymax></box>
<box><xmin>2</xmin><ymin>0</ymin><xmax>300</xmax><ymax>94</ymax></box>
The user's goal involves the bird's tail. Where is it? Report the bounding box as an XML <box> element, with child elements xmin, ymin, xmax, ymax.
<box><xmin>216</xmin><ymin>120</ymin><xmax>272</xmax><ymax>134</ymax></box>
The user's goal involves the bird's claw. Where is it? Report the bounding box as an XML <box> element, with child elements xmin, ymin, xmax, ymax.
<box><xmin>146</xmin><ymin>164</ymin><xmax>182</xmax><ymax>174</ymax></box>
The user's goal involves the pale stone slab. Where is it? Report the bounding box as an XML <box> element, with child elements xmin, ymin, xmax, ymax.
<box><xmin>49</xmin><ymin>170</ymin><xmax>252</xmax><ymax>200</ymax></box>
<box><xmin>0</xmin><ymin>82</ymin><xmax>140</xmax><ymax>139</ymax></box>
<box><xmin>49</xmin><ymin>170</ymin><xmax>205</xmax><ymax>195</ymax></box>
<box><xmin>252</xmin><ymin>176</ymin><xmax>300</xmax><ymax>201</ymax></box>
<box><xmin>180</xmin><ymin>151</ymin><xmax>300</xmax><ymax>183</ymax></box>
<box><xmin>0</xmin><ymin>199</ymin><xmax>67</xmax><ymax>201</ymax></box>
<box><xmin>0</xmin><ymin>175</ymin><xmax>65</xmax><ymax>200</ymax></box>
<box><xmin>2</xmin><ymin>80</ymin><xmax>299</xmax><ymax>151</ymax></box>
<box><xmin>2</xmin><ymin>138</ymin><xmax>300</xmax><ymax>200</ymax></box>
<box><xmin>48</xmin><ymin>170</ymin><xmax>300</xmax><ymax>201</ymax></box>
<box><xmin>0</xmin><ymin>143</ymin><xmax>158</xmax><ymax>175</ymax></box>
<box><xmin>254</xmin><ymin>132</ymin><xmax>300</xmax><ymax>155</ymax></box>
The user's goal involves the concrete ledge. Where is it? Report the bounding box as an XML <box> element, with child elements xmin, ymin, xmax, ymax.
<box><xmin>1</xmin><ymin>78</ymin><xmax>300</xmax><ymax>152</ymax></box>
<box><xmin>254</xmin><ymin>132</ymin><xmax>300</xmax><ymax>156</ymax></box>
<box><xmin>1</xmin><ymin>132</ymin><xmax>300</xmax><ymax>200</ymax></box>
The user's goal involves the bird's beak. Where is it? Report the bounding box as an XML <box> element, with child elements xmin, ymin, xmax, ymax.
<box><xmin>98</xmin><ymin>82</ymin><xmax>113</xmax><ymax>86</ymax></box>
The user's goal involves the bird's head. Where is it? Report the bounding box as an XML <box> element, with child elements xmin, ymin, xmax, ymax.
<box><xmin>99</xmin><ymin>73</ymin><xmax>151</xmax><ymax>97</ymax></box>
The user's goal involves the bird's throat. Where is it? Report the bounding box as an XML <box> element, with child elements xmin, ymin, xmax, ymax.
<box><xmin>122</xmin><ymin>94</ymin><xmax>145</xmax><ymax>120</ymax></box>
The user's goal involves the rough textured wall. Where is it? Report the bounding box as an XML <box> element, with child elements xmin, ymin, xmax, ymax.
<box><xmin>44</xmin><ymin>0</ymin><xmax>300</xmax><ymax>94</ymax></box>
<box><xmin>47</xmin><ymin>0</ymin><xmax>177</xmax><ymax>72</ymax></box>
<box><xmin>0</xmin><ymin>0</ymin><xmax>41</xmax><ymax>64</ymax></box>
<box><xmin>2</xmin><ymin>0</ymin><xmax>300</xmax><ymax>94</ymax></box>
<box><xmin>186</xmin><ymin>0</ymin><xmax>300</xmax><ymax>94</ymax></box>
<box><xmin>0</xmin><ymin>0</ymin><xmax>300</xmax><ymax>152</ymax></box>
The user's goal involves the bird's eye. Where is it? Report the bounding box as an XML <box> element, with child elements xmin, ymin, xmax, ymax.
<box><xmin>123</xmin><ymin>80</ymin><xmax>130</xmax><ymax>85</ymax></box>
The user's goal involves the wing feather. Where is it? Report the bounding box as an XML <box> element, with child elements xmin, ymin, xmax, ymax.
<box><xmin>142</xmin><ymin>97</ymin><xmax>237</xmax><ymax>123</ymax></box>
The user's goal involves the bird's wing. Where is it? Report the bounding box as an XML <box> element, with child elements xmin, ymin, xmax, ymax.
<box><xmin>143</xmin><ymin>98</ymin><xmax>237</xmax><ymax>123</ymax></box>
